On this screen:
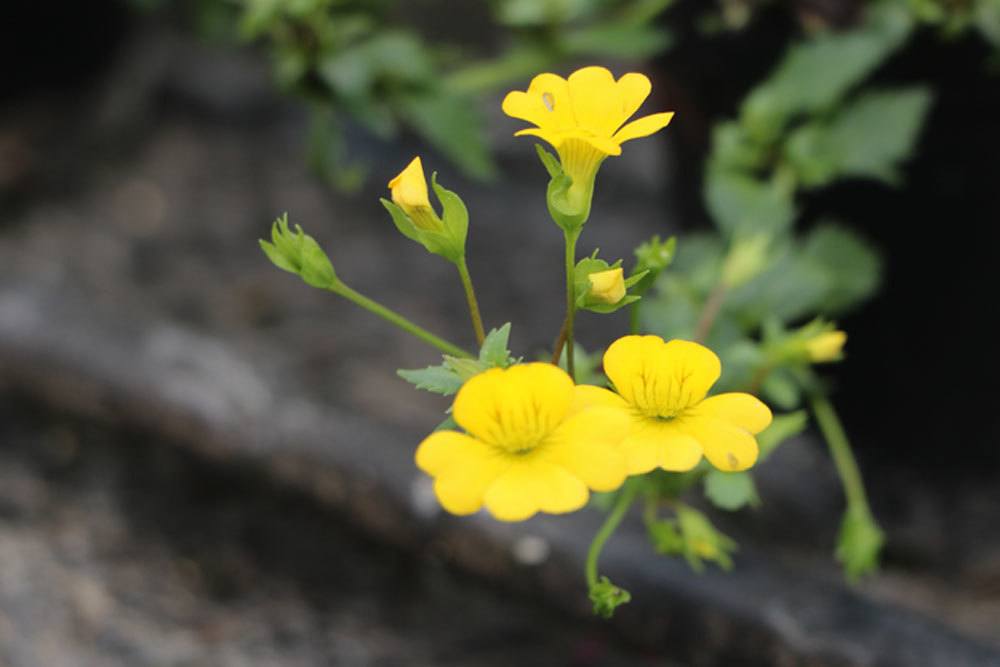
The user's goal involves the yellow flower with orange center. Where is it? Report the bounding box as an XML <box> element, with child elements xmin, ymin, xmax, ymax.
<box><xmin>577</xmin><ymin>335</ymin><xmax>772</xmax><ymax>473</ymax></box>
<box><xmin>502</xmin><ymin>66</ymin><xmax>674</xmax><ymax>207</ymax></box>
<box><xmin>415</xmin><ymin>363</ymin><xmax>629</xmax><ymax>522</ymax></box>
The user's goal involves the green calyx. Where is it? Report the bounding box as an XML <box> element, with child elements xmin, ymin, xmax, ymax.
<box><xmin>259</xmin><ymin>213</ymin><xmax>339</xmax><ymax>289</ymax></box>
<box><xmin>535</xmin><ymin>144</ymin><xmax>596</xmax><ymax>232</ymax></box>
<box><xmin>573</xmin><ymin>251</ymin><xmax>649</xmax><ymax>314</ymax></box>
<box><xmin>382</xmin><ymin>172</ymin><xmax>469</xmax><ymax>264</ymax></box>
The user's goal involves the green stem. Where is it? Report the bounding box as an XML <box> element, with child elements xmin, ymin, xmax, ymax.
<box><xmin>693</xmin><ymin>281</ymin><xmax>727</xmax><ymax>343</ymax></box>
<box><xmin>629</xmin><ymin>302</ymin><xmax>641</xmax><ymax>334</ymax></box>
<box><xmin>331</xmin><ymin>283</ymin><xmax>471</xmax><ymax>358</ymax></box>
<box><xmin>810</xmin><ymin>393</ymin><xmax>871</xmax><ymax>514</ymax></box>
<box><xmin>456</xmin><ymin>257</ymin><xmax>486</xmax><ymax>347</ymax></box>
<box><xmin>550</xmin><ymin>315</ymin><xmax>569</xmax><ymax>366</ymax></box>
<box><xmin>564</xmin><ymin>229</ymin><xmax>580</xmax><ymax>380</ymax></box>
<box><xmin>585</xmin><ymin>481</ymin><xmax>639</xmax><ymax>588</ymax></box>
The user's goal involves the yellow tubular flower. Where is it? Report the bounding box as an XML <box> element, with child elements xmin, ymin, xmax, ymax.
<box><xmin>388</xmin><ymin>157</ymin><xmax>444</xmax><ymax>232</ymax></box>
<box><xmin>588</xmin><ymin>267</ymin><xmax>626</xmax><ymax>304</ymax></box>
<box><xmin>577</xmin><ymin>335</ymin><xmax>772</xmax><ymax>474</ymax></box>
<box><xmin>415</xmin><ymin>363</ymin><xmax>629</xmax><ymax>522</ymax></box>
<box><xmin>502</xmin><ymin>66</ymin><xmax>674</xmax><ymax>200</ymax></box>
<box><xmin>805</xmin><ymin>330</ymin><xmax>847</xmax><ymax>362</ymax></box>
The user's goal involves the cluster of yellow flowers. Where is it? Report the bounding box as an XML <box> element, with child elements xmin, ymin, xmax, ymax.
<box><xmin>417</xmin><ymin>336</ymin><xmax>772</xmax><ymax>521</ymax></box>
<box><xmin>388</xmin><ymin>66</ymin><xmax>774</xmax><ymax>522</ymax></box>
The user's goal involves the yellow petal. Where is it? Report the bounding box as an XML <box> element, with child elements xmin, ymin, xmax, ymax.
<box><xmin>603</xmin><ymin>336</ymin><xmax>721</xmax><ymax>417</ymax></box>
<box><xmin>588</xmin><ymin>267</ymin><xmax>626</xmax><ymax>304</ymax></box>
<box><xmin>570</xmin><ymin>384</ymin><xmax>629</xmax><ymax>415</ymax></box>
<box><xmin>433</xmin><ymin>454</ymin><xmax>509</xmax><ymax>515</ymax></box>
<box><xmin>681</xmin><ymin>415</ymin><xmax>759</xmax><ymax>472</ymax></box>
<box><xmin>567</xmin><ymin>66</ymin><xmax>622</xmax><ymax>137</ymax></box>
<box><xmin>453</xmin><ymin>363</ymin><xmax>574</xmax><ymax>451</ymax></box>
<box><xmin>416</xmin><ymin>430</ymin><xmax>509</xmax><ymax>515</ymax></box>
<box><xmin>502</xmin><ymin>73</ymin><xmax>573</xmax><ymax>131</ymax></box>
<box><xmin>620</xmin><ymin>419</ymin><xmax>703</xmax><ymax>474</ymax></box>
<box><xmin>696</xmin><ymin>393</ymin><xmax>772</xmax><ymax>434</ymax></box>
<box><xmin>388</xmin><ymin>156</ymin><xmax>431</xmax><ymax>210</ymax></box>
<box><xmin>542</xmin><ymin>406</ymin><xmax>630</xmax><ymax>491</ymax></box>
<box><xmin>415</xmin><ymin>430</ymin><xmax>496</xmax><ymax>476</ymax></box>
<box><xmin>616</xmin><ymin>72</ymin><xmax>652</xmax><ymax>123</ymax></box>
<box><xmin>612</xmin><ymin>112</ymin><xmax>675</xmax><ymax>145</ymax></box>
<box><xmin>483</xmin><ymin>460</ymin><xmax>588</xmax><ymax>521</ymax></box>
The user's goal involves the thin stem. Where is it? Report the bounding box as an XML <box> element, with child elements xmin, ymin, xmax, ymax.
<box><xmin>629</xmin><ymin>302</ymin><xmax>641</xmax><ymax>334</ymax></box>
<box><xmin>693</xmin><ymin>282</ymin><xmax>727</xmax><ymax>343</ymax></box>
<box><xmin>564</xmin><ymin>229</ymin><xmax>580</xmax><ymax>380</ymax></box>
<box><xmin>550</xmin><ymin>315</ymin><xmax>569</xmax><ymax>366</ymax></box>
<box><xmin>456</xmin><ymin>257</ymin><xmax>486</xmax><ymax>347</ymax></box>
<box><xmin>810</xmin><ymin>393</ymin><xmax>872</xmax><ymax>513</ymax></box>
<box><xmin>332</xmin><ymin>283</ymin><xmax>471</xmax><ymax>358</ymax></box>
<box><xmin>585</xmin><ymin>481</ymin><xmax>639</xmax><ymax>588</ymax></box>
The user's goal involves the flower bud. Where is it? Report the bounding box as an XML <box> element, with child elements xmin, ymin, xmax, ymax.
<box><xmin>259</xmin><ymin>213</ymin><xmax>338</xmax><ymax>289</ymax></box>
<box><xmin>388</xmin><ymin>157</ymin><xmax>444</xmax><ymax>232</ymax></box>
<box><xmin>587</xmin><ymin>268</ymin><xmax>626</xmax><ymax>305</ymax></box>
<box><xmin>804</xmin><ymin>330</ymin><xmax>847</xmax><ymax>363</ymax></box>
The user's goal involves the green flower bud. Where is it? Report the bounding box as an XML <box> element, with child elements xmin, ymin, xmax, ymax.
<box><xmin>588</xmin><ymin>576</ymin><xmax>631</xmax><ymax>619</ymax></box>
<box><xmin>259</xmin><ymin>213</ymin><xmax>338</xmax><ymax>289</ymax></box>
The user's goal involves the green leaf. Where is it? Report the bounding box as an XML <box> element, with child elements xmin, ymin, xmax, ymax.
<box><xmin>704</xmin><ymin>169</ymin><xmax>796</xmax><ymax>239</ymax></box>
<box><xmin>403</xmin><ymin>92</ymin><xmax>496</xmax><ymax>181</ymax></box>
<box><xmin>704</xmin><ymin>470</ymin><xmax>760</xmax><ymax>511</ymax></box>
<box><xmin>761</xmin><ymin>369</ymin><xmax>802</xmax><ymax>410</ymax></box>
<box><xmin>800</xmin><ymin>223</ymin><xmax>881</xmax><ymax>314</ymax></box>
<box><xmin>757</xmin><ymin>410</ymin><xmax>808</xmax><ymax>460</ymax></box>
<box><xmin>740</xmin><ymin>4</ymin><xmax>914</xmax><ymax>138</ymax></box>
<box><xmin>479</xmin><ymin>323</ymin><xmax>514</xmax><ymax>367</ymax></box>
<box><xmin>431</xmin><ymin>173</ymin><xmax>470</xmax><ymax>252</ymax></box>
<box><xmin>563</xmin><ymin>23</ymin><xmax>673</xmax><ymax>59</ymax></box>
<box><xmin>397</xmin><ymin>365</ymin><xmax>464</xmax><ymax>396</ymax></box>
<box><xmin>785</xmin><ymin>87</ymin><xmax>933</xmax><ymax>187</ymax></box>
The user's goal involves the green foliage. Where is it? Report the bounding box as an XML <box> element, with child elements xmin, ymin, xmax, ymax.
<box><xmin>704</xmin><ymin>470</ymin><xmax>759</xmax><ymax>511</ymax></box>
<box><xmin>649</xmin><ymin>504</ymin><xmax>738</xmax><ymax>571</ymax></box>
<box><xmin>588</xmin><ymin>576</ymin><xmax>632</xmax><ymax>619</ymax></box>
<box><xmin>398</xmin><ymin>323</ymin><xmax>516</xmax><ymax>395</ymax></box>
<box><xmin>836</xmin><ymin>505</ymin><xmax>886</xmax><ymax>582</ymax></box>
<box><xmin>757</xmin><ymin>410</ymin><xmax>809</xmax><ymax>460</ymax></box>
<box><xmin>259</xmin><ymin>214</ymin><xmax>338</xmax><ymax>289</ymax></box>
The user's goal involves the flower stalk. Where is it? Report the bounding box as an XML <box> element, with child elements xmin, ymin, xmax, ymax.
<box><xmin>456</xmin><ymin>256</ymin><xmax>486</xmax><ymax>346</ymax></box>
<box><xmin>330</xmin><ymin>282</ymin><xmax>471</xmax><ymax>358</ymax></box>
<box><xmin>586</xmin><ymin>480</ymin><xmax>639</xmax><ymax>588</ymax></box>
<box><xmin>563</xmin><ymin>228</ymin><xmax>580</xmax><ymax>379</ymax></box>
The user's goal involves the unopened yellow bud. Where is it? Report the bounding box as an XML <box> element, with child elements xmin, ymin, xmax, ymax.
<box><xmin>388</xmin><ymin>157</ymin><xmax>443</xmax><ymax>231</ymax></box>
<box><xmin>587</xmin><ymin>268</ymin><xmax>626</xmax><ymax>304</ymax></box>
<box><xmin>805</xmin><ymin>330</ymin><xmax>846</xmax><ymax>362</ymax></box>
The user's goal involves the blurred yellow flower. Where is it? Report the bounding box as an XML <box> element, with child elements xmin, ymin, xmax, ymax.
<box><xmin>502</xmin><ymin>66</ymin><xmax>674</xmax><ymax>195</ymax></box>
<box><xmin>805</xmin><ymin>330</ymin><xmax>847</xmax><ymax>362</ymax></box>
<box><xmin>587</xmin><ymin>267</ymin><xmax>626</xmax><ymax>304</ymax></box>
<box><xmin>416</xmin><ymin>363</ymin><xmax>629</xmax><ymax>522</ymax></box>
<box><xmin>577</xmin><ymin>335</ymin><xmax>772</xmax><ymax>473</ymax></box>
<box><xmin>388</xmin><ymin>157</ymin><xmax>443</xmax><ymax>231</ymax></box>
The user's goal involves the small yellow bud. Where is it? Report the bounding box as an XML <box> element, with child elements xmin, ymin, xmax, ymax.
<box><xmin>587</xmin><ymin>268</ymin><xmax>626</xmax><ymax>304</ymax></box>
<box><xmin>805</xmin><ymin>330</ymin><xmax>847</xmax><ymax>362</ymax></box>
<box><xmin>388</xmin><ymin>157</ymin><xmax>443</xmax><ymax>231</ymax></box>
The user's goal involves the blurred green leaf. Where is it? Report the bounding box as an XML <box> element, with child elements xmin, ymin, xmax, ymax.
<box><xmin>403</xmin><ymin>93</ymin><xmax>497</xmax><ymax>180</ymax></box>
<box><xmin>564</xmin><ymin>23</ymin><xmax>673</xmax><ymax>59</ymax></box>
<box><xmin>786</xmin><ymin>87</ymin><xmax>933</xmax><ymax>187</ymax></box>
<box><xmin>704</xmin><ymin>169</ymin><xmax>796</xmax><ymax>239</ymax></box>
<box><xmin>740</xmin><ymin>3</ymin><xmax>915</xmax><ymax>138</ymax></box>
<box><xmin>704</xmin><ymin>470</ymin><xmax>759</xmax><ymax>511</ymax></box>
<box><xmin>757</xmin><ymin>410</ymin><xmax>809</xmax><ymax>460</ymax></box>
<box><xmin>800</xmin><ymin>223</ymin><xmax>881</xmax><ymax>313</ymax></box>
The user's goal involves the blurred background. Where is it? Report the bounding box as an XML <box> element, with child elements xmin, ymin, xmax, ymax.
<box><xmin>2</xmin><ymin>0</ymin><xmax>1000</xmax><ymax>665</ymax></box>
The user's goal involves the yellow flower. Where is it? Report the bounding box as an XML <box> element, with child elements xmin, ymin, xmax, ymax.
<box><xmin>587</xmin><ymin>267</ymin><xmax>626</xmax><ymax>304</ymax></box>
<box><xmin>388</xmin><ymin>157</ymin><xmax>443</xmax><ymax>232</ymax></box>
<box><xmin>577</xmin><ymin>335</ymin><xmax>772</xmax><ymax>474</ymax></box>
<box><xmin>415</xmin><ymin>363</ymin><xmax>629</xmax><ymax>522</ymax></box>
<box><xmin>502</xmin><ymin>66</ymin><xmax>674</xmax><ymax>200</ymax></box>
<box><xmin>805</xmin><ymin>330</ymin><xmax>847</xmax><ymax>363</ymax></box>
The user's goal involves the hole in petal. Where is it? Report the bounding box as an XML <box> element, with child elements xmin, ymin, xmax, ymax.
<box><xmin>542</xmin><ymin>92</ymin><xmax>555</xmax><ymax>112</ymax></box>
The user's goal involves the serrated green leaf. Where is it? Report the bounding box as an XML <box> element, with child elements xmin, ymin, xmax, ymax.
<box><xmin>704</xmin><ymin>470</ymin><xmax>759</xmax><ymax>511</ymax></box>
<box><xmin>479</xmin><ymin>323</ymin><xmax>513</xmax><ymax>367</ymax></box>
<box><xmin>397</xmin><ymin>365</ymin><xmax>464</xmax><ymax>396</ymax></box>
